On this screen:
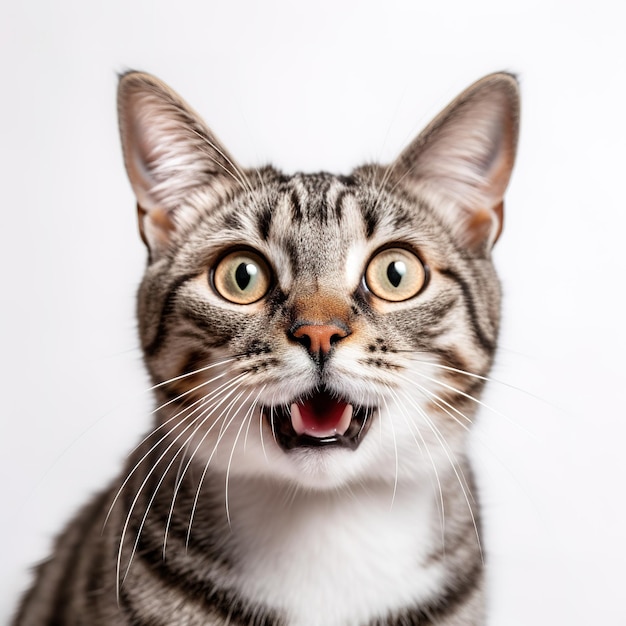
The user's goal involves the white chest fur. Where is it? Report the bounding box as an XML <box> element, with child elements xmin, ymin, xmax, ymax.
<box><xmin>225</xmin><ymin>480</ymin><xmax>444</xmax><ymax>626</ymax></box>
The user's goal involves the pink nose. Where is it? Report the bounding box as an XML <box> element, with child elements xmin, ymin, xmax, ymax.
<box><xmin>291</xmin><ymin>324</ymin><xmax>349</xmax><ymax>355</ymax></box>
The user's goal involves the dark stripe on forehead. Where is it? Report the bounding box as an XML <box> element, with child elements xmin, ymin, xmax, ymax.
<box><xmin>257</xmin><ymin>204</ymin><xmax>273</xmax><ymax>241</ymax></box>
<box><xmin>362</xmin><ymin>203</ymin><xmax>380</xmax><ymax>238</ymax></box>
<box><xmin>392</xmin><ymin>207</ymin><xmax>412</xmax><ymax>229</ymax></box>
<box><xmin>337</xmin><ymin>174</ymin><xmax>356</xmax><ymax>187</ymax></box>
<box><xmin>281</xmin><ymin>173</ymin><xmax>362</xmax><ymax>225</ymax></box>
<box><xmin>440</xmin><ymin>268</ymin><xmax>496</xmax><ymax>353</ymax></box>
<box><xmin>283</xmin><ymin>237</ymin><xmax>300</xmax><ymax>271</ymax></box>
<box><xmin>334</xmin><ymin>189</ymin><xmax>348</xmax><ymax>221</ymax></box>
<box><xmin>317</xmin><ymin>193</ymin><xmax>329</xmax><ymax>223</ymax></box>
<box><xmin>289</xmin><ymin>189</ymin><xmax>303</xmax><ymax>222</ymax></box>
<box><xmin>223</xmin><ymin>210</ymin><xmax>244</xmax><ymax>230</ymax></box>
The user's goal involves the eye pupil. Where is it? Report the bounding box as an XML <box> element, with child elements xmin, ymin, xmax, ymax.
<box><xmin>386</xmin><ymin>261</ymin><xmax>406</xmax><ymax>288</ymax></box>
<box><xmin>235</xmin><ymin>262</ymin><xmax>256</xmax><ymax>290</ymax></box>
<box><xmin>364</xmin><ymin>247</ymin><xmax>427</xmax><ymax>302</ymax></box>
<box><xmin>213</xmin><ymin>250</ymin><xmax>271</xmax><ymax>304</ymax></box>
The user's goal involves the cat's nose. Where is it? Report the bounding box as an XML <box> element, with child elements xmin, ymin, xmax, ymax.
<box><xmin>290</xmin><ymin>322</ymin><xmax>350</xmax><ymax>356</ymax></box>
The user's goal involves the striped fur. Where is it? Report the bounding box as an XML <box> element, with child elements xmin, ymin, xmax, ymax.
<box><xmin>15</xmin><ymin>72</ymin><xmax>519</xmax><ymax>625</ymax></box>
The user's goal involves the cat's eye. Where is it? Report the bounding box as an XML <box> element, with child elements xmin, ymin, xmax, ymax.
<box><xmin>212</xmin><ymin>250</ymin><xmax>272</xmax><ymax>304</ymax></box>
<box><xmin>365</xmin><ymin>247</ymin><xmax>427</xmax><ymax>302</ymax></box>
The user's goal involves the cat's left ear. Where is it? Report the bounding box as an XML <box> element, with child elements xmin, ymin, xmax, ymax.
<box><xmin>117</xmin><ymin>71</ymin><xmax>241</xmax><ymax>257</ymax></box>
<box><xmin>393</xmin><ymin>73</ymin><xmax>520</xmax><ymax>249</ymax></box>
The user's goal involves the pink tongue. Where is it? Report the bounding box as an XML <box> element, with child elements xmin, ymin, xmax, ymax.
<box><xmin>291</xmin><ymin>395</ymin><xmax>353</xmax><ymax>438</ymax></box>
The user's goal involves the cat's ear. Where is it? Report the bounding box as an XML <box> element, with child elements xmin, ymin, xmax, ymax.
<box><xmin>393</xmin><ymin>73</ymin><xmax>519</xmax><ymax>249</ymax></box>
<box><xmin>117</xmin><ymin>71</ymin><xmax>241</xmax><ymax>256</ymax></box>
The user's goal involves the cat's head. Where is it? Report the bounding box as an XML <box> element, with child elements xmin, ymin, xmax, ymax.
<box><xmin>117</xmin><ymin>72</ymin><xmax>519</xmax><ymax>491</ymax></box>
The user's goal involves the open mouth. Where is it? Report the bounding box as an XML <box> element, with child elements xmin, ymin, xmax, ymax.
<box><xmin>263</xmin><ymin>387</ymin><xmax>375</xmax><ymax>451</ymax></box>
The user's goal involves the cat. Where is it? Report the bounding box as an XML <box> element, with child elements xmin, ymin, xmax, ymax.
<box><xmin>14</xmin><ymin>70</ymin><xmax>519</xmax><ymax>626</ymax></box>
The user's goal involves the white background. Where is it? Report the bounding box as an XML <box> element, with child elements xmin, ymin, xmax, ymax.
<box><xmin>2</xmin><ymin>1</ymin><xmax>625</xmax><ymax>623</ymax></box>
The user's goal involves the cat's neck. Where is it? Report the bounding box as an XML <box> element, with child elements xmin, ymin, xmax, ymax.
<box><xmin>116</xmin><ymin>440</ymin><xmax>478</xmax><ymax>626</ymax></box>
<box><xmin>220</xmin><ymin>476</ymin><xmax>447</xmax><ymax>626</ymax></box>
<box><xmin>224</xmin><ymin>474</ymin><xmax>440</xmax><ymax>552</ymax></box>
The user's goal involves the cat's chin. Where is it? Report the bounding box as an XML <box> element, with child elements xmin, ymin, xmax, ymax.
<box><xmin>262</xmin><ymin>387</ymin><xmax>376</xmax><ymax>453</ymax></box>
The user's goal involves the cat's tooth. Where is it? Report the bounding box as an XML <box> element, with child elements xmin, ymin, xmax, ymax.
<box><xmin>336</xmin><ymin>404</ymin><xmax>353</xmax><ymax>436</ymax></box>
<box><xmin>290</xmin><ymin>403</ymin><xmax>306</xmax><ymax>435</ymax></box>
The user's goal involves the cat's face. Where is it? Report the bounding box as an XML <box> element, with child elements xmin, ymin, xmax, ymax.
<box><xmin>118</xmin><ymin>72</ymin><xmax>518</xmax><ymax>491</ymax></box>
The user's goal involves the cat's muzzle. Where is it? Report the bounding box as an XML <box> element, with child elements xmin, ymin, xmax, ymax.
<box><xmin>263</xmin><ymin>386</ymin><xmax>375</xmax><ymax>451</ymax></box>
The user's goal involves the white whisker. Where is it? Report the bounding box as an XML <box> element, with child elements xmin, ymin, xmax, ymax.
<box><xmin>269</xmin><ymin>394</ymin><xmax>279</xmax><ymax>448</ymax></box>
<box><xmin>399</xmin><ymin>374</ymin><xmax>474</xmax><ymax>430</ymax></box>
<box><xmin>185</xmin><ymin>390</ymin><xmax>254</xmax><ymax>545</ymax></box>
<box><xmin>125</xmin><ymin>384</ymin><xmax>250</xmax><ymax>580</ymax></box>
<box><xmin>380</xmin><ymin>394</ymin><xmax>399</xmax><ymax>510</ymax></box>
<box><xmin>158</xmin><ymin>384</ymin><xmax>251</xmax><ymax>552</ymax></box>
<box><xmin>114</xmin><ymin>375</ymin><xmax>251</xmax><ymax>594</ymax></box>
<box><xmin>133</xmin><ymin>371</ymin><xmax>238</xmax><ymax>451</ymax></box>
<box><xmin>162</xmin><ymin>385</ymin><xmax>255</xmax><ymax>557</ymax></box>
<box><xmin>191</xmin><ymin>129</ymin><xmax>267</xmax><ymax>218</ymax></box>
<box><xmin>411</xmin><ymin>356</ymin><xmax>562</xmax><ymax>414</ymax></box>
<box><xmin>243</xmin><ymin>385</ymin><xmax>266</xmax><ymax>453</ymax></box>
<box><xmin>385</xmin><ymin>385</ymin><xmax>446</xmax><ymax>548</ymax></box>
<box><xmin>148</xmin><ymin>357</ymin><xmax>235</xmax><ymax>394</ymax></box>
<box><xmin>399</xmin><ymin>389</ymin><xmax>483</xmax><ymax>563</ymax></box>
<box><xmin>105</xmin><ymin>373</ymin><xmax>249</xmax><ymax>532</ymax></box>
<box><xmin>398</xmin><ymin>368</ymin><xmax>533</xmax><ymax>437</ymax></box>
<box><xmin>402</xmin><ymin>368</ymin><xmax>534</xmax><ymax>509</ymax></box>
<box><xmin>224</xmin><ymin>389</ymin><xmax>263</xmax><ymax>525</ymax></box>
<box><xmin>259</xmin><ymin>403</ymin><xmax>269</xmax><ymax>463</ymax></box>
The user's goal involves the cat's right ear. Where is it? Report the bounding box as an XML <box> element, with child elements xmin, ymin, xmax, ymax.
<box><xmin>117</xmin><ymin>71</ymin><xmax>240</xmax><ymax>257</ymax></box>
<box><xmin>391</xmin><ymin>73</ymin><xmax>520</xmax><ymax>250</ymax></box>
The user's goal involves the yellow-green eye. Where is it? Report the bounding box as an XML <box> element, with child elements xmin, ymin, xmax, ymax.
<box><xmin>212</xmin><ymin>250</ymin><xmax>271</xmax><ymax>304</ymax></box>
<box><xmin>365</xmin><ymin>247</ymin><xmax>427</xmax><ymax>302</ymax></box>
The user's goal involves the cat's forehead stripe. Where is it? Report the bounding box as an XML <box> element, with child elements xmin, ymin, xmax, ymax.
<box><xmin>275</xmin><ymin>174</ymin><xmax>356</xmax><ymax>224</ymax></box>
<box><xmin>289</xmin><ymin>188</ymin><xmax>303</xmax><ymax>222</ymax></box>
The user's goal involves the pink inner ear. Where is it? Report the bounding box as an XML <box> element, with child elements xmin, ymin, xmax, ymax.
<box><xmin>136</xmin><ymin>203</ymin><xmax>175</xmax><ymax>253</ymax></box>
<box><xmin>391</xmin><ymin>74</ymin><xmax>518</xmax><ymax>251</ymax></box>
<box><xmin>492</xmin><ymin>200</ymin><xmax>504</xmax><ymax>244</ymax></box>
<box><xmin>465</xmin><ymin>200</ymin><xmax>504</xmax><ymax>248</ymax></box>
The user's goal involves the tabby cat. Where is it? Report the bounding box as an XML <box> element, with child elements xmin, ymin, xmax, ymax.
<box><xmin>14</xmin><ymin>71</ymin><xmax>519</xmax><ymax>625</ymax></box>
